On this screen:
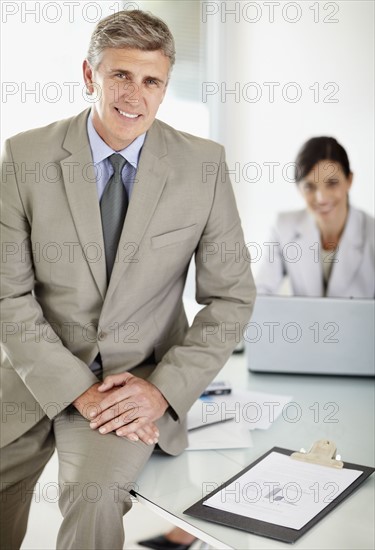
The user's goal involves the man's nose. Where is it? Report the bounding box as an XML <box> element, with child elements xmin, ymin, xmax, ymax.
<box><xmin>121</xmin><ymin>81</ymin><xmax>141</xmax><ymax>104</ymax></box>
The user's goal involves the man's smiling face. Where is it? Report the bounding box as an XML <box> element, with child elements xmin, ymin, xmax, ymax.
<box><xmin>83</xmin><ymin>47</ymin><xmax>170</xmax><ymax>150</ymax></box>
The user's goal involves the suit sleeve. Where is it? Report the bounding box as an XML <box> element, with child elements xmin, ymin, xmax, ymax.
<box><xmin>147</xmin><ymin>147</ymin><xmax>256</xmax><ymax>420</ymax></box>
<box><xmin>255</xmin><ymin>219</ymin><xmax>286</xmax><ymax>294</ymax></box>
<box><xmin>0</xmin><ymin>139</ymin><xmax>98</xmax><ymax>418</ymax></box>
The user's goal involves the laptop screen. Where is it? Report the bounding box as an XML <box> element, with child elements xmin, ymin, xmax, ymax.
<box><xmin>245</xmin><ymin>296</ymin><xmax>375</xmax><ymax>376</ymax></box>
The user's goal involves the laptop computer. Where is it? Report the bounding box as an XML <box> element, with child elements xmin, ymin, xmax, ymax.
<box><xmin>245</xmin><ymin>296</ymin><xmax>375</xmax><ymax>376</ymax></box>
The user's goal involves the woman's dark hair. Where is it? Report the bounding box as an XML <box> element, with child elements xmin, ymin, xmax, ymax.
<box><xmin>294</xmin><ymin>137</ymin><xmax>351</xmax><ymax>183</ymax></box>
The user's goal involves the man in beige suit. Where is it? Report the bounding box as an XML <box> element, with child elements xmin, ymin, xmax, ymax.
<box><xmin>0</xmin><ymin>10</ymin><xmax>255</xmax><ymax>549</ymax></box>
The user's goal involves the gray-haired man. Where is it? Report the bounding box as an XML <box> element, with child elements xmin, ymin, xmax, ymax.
<box><xmin>0</xmin><ymin>10</ymin><xmax>255</xmax><ymax>549</ymax></box>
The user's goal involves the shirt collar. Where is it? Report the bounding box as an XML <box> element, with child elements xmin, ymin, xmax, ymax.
<box><xmin>87</xmin><ymin>112</ymin><xmax>146</xmax><ymax>169</ymax></box>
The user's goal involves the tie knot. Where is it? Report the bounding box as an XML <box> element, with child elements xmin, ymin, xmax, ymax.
<box><xmin>109</xmin><ymin>153</ymin><xmax>126</xmax><ymax>174</ymax></box>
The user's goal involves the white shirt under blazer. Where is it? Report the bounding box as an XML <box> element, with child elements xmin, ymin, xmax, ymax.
<box><xmin>256</xmin><ymin>206</ymin><xmax>375</xmax><ymax>298</ymax></box>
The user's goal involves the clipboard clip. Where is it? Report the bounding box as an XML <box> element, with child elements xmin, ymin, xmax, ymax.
<box><xmin>291</xmin><ymin>439</ymin><xmax>344</xmax><ymax>469</ymax></box>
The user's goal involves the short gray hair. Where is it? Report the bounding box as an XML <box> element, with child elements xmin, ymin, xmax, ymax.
<box><xmin>87</xmin><ymin>10</ymin><xmax>175</xmax><ymax>71</ymax></box>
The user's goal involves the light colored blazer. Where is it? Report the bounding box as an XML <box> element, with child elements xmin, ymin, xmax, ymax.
<box><xmin>256</xmin><ymin>207</ymin><xmax>374</xmax><ymax>298</ymax></box>
<box><xmin>0</xmin><ymin>109</ymin><xmax>255</xmax><ymax>452</ymax></box>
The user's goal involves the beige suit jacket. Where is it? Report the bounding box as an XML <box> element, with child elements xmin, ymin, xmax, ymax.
<box><xmin>0</xmin><ymin>109</ymin><xmax>256</xmax><ymax>452</ymax></box>
<box><xmin>256</xmin><ymin>207</ymin><xmax>374</xmax><ymax>298</ymax></box>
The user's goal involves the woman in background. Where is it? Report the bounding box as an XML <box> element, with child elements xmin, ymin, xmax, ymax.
<box><xmin>256</xmin><ymin>136</ymin><xmax>374</xmax><ymax>297</ymax></box>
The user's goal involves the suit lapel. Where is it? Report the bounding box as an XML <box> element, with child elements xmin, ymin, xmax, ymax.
<box><xmin>60</xmin><ymin>109</ymin><xmax>107</xmax><ymax>299</ymax></box>
<box><xmin>327</xmin><ymin>207</ymin><xmax>363</xmax><ymax>297</ymax></box>
<box><xmin>104</xmin><ymin>121</ymin><xmax>170</xmax><ymax>303</ymax></box>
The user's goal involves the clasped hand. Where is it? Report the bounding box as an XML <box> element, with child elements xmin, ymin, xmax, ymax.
<box><xmin>73</xmin><ymin>373</ymin><xmax>169</xmax><ymax>446</ymax></box>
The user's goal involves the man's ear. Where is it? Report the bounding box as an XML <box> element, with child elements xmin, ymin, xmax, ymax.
<box><xmin>83</xmin><ymin>59</ymin><xmax>94</xmax><ymax>95</ymax></box>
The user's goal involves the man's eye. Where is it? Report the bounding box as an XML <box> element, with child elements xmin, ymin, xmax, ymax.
<box><xmin>327</xmin><ymin>180</ymin><xmax>339</xmax><ymax>187</ymax></box>
<box><xmin>146</xmin><ymin>79</ymin><xmax>158</xmax><ymax>86</ymax></box>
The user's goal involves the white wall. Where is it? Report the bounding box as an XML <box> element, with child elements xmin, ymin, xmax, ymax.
<box><xmin>0</xmin><ymin>1</ymin><xmax>209</xmax><ymax>141</ymax></box>
<box><xmin>203</xmin><ymin>0</ymin><xmax>374</xmax><ymax>272</ymax></box>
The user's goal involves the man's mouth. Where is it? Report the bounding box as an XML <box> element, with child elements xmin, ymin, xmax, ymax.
<box><xmin>115</xmin><ymin>108</ymin><xmax>140</xmax><ymax>119</ymax></box>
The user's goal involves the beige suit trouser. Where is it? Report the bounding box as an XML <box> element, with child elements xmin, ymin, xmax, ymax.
<box><xmin>0</xmin><ymin>407</ymin><xmax>154</xmax><ymax>550</ymax></box>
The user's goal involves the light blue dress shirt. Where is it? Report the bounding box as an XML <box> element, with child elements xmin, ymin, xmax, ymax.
<box><xmin>86</xmin><ymin>112</ymin><xmax>146</xmax><ymax>201</ymax></box>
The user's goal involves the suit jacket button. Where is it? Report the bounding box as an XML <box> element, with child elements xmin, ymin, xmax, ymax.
<box><xmin>98</xmin><ymin>331</ymin><xmax>105</xmax><ymax>341</ymax></box>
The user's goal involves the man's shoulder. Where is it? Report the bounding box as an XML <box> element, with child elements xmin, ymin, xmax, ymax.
<box><xmin>6</xmin><ymin>109</ymin><xmax>89</xmax><ymax>151</ymax></box>
<box><xmin>152</xmin><ymin>119</ymin><xmax>224</xmax><ymax>156</ymax></box>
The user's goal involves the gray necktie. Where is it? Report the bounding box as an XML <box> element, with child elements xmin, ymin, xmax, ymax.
<box><xmin>100</xmin><ymin>154</ymin><xmax>128</xmax><ymax>280</ymax></box>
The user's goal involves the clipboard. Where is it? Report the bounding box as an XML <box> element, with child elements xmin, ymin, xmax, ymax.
<box><xmin>184</xmin><ymin>442</ymin><xmax>374</xmax><ymax>544</ymax></box>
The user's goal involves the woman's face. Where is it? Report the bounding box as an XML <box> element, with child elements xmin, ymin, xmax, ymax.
<box><xmin>298</xmin><ymin>160</ymin><xmax>353</xmax><ymax>227</ymax></box>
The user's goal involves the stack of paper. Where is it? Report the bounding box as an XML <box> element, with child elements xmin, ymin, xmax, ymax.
<box><xmin>187</xmin><ymin>390</ymin><xmax>292</xmax><ymax>450</ymax></box>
